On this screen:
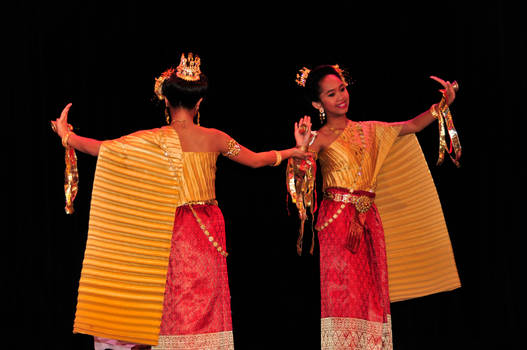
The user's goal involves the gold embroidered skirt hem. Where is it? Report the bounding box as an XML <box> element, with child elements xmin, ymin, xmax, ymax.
<box><xmin>321</xmin><ymin>316</ymin><xmax>392</xmax><ymax>350</ymax></box>
<box><xmin>152</xmin><ymin>331</ymin><xmax>234</xmax><ymax>350</ymax></box>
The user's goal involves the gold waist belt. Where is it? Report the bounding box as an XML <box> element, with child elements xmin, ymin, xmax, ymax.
<box><xmin>320</xmin><ymin>190</ymin><xmax>376</xmax><ymax>253</ymax></box>
<box><xmin>323</xmin><ymin>190</ymin><xmax>375</xmax><ymax>214</ymax></box>
<box><xmin>182</xmin><ymin>199</ymin><xmax>218</xmax><ymax>207</ymax></box>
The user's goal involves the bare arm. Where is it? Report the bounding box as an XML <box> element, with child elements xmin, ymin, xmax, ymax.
<box><xmin>52</xmin><ymin>103</ymin><xmax>102</xmax><ymax>156</ymax></box>
<box><xmin>217</xmin><ymin>116</ymin><xmax>312</xmax><ymax>168</ymax></box>
<box><xmin>396</xmin><ymin>76</ymin><xmax>457</xmax><ymax>136</ymax></box>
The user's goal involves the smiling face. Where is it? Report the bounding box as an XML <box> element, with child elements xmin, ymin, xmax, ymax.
<box><xmin>312</xmin><ymin>74</ymin><xmax>349</xmax><ymax>117</ymax></box>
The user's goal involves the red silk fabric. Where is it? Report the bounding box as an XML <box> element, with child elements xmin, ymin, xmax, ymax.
<box><xmin>159</xmin><ymin>204</ymin><xmax>232</xmax><ymax>336</ymax></box>
<box><xmin>317</xmin><ymin>187</ymin><xmax>390</xmax><ymax>324</ymax></box>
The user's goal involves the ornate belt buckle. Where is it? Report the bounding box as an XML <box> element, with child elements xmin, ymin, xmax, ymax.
<box><xmin>354</xmin><ymin>196</ymin><xmax>373</xmax><ymax>213</ymax></box>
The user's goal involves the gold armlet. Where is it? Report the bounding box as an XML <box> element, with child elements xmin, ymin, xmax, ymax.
<box><xmin>222</xmin><ymin>138</ymin><xmax>241</xmax><ymax>157</ymax></box>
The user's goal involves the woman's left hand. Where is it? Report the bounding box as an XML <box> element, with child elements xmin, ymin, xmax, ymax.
<box><xmin>430</xmin><ymin>76</ymin><xmax>458</xmax><ymax>105</ymax></box>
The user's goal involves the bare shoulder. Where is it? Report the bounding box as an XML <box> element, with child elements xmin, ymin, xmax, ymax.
<box><xmin>199</xmin><ymin>127</ymin><xmax>230</xmax><ymax>140</ymax></box>
<box><xmin>309</xmin><ymin>127</ymin><xmax>336</xmax><ymax>153</ymax></box>
<box><xmin>196</xmin><ymin>126</ymin><xmax>231</xmax><ymax>151</ymax></box>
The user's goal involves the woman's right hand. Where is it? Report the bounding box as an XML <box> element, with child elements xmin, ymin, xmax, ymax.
<box><xmin>51</xmin><ymin>103</ymin><xmax>73</xmax><ymax>139</ymax></box>
<box><xmin>294</xmin><ymin>115</ymin><xmax>312</xmax><ymax>149</ymax></box>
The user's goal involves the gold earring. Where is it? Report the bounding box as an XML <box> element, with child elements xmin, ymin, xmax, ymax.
<box><xmin>196</xmin><ymin>111</ymin><xmax>200</xmax><ymax>126</ymax></box>
<box><xmin>319</xmin><ymin>108</ymin><xmax>326</xmax><ymax>123</ymax></box>
<box><xmin>165</xmin><ymin>108</ymin><xmax>170</xmax><ymax>124</ymax></box>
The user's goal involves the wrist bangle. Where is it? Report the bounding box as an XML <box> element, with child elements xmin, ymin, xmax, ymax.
<box><xmin>62</xmin><ymin>131</ymin><xmax>74</xmax><ymax>147</ymax></box>
<box><xmin>430</xmin><ymin>104</ymin><xmax>440</xmax><ymax>120</ymax></box>
<box><xmin>272</xmin><ymin>150</ymin><xmax>282</xmax><ymax>166</ymax></box>
<box><xmin>297</xmin><ymin>145</ymin><xmax>307</xmax><ymax>152</ymax></box>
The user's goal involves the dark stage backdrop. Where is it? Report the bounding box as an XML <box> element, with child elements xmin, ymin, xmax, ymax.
<box><xmin>8</xmin><ymin>2</ymin><xmax>524</xmax><ymax>349</ymax></box>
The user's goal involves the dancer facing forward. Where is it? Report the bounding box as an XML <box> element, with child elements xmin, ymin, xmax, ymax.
<box><xmin>288</xmin><ymin>64</ymin><xmax>461</xmax><ymax>350</ymax></box>
<box><xmin>52</xmin><ymin>53</ymin><xmax>311</xmax><ymax>350</ymax></box>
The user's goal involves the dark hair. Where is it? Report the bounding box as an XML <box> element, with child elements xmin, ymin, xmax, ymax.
<box><xmin>162</xmin><ymin>73</ymin><xmax>209</xmax><ymax>109</ymax></box>
<box><xmin>304</xmin><ymin>65</ymin><xmax>347</xmax><ymax>102</ymax></box>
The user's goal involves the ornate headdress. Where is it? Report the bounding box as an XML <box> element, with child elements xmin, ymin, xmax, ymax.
<box><xmin>154</xmin><ymin>67</ymin><xmax>174</xmax><ymax>100</ymax></box>
<box><xmin>154</xmin><ymin>53</ymin><xmax>202</xmax><ymax>100</ymax></box>
<box><xmin>332</xmin><ymin>64</ymin><xmax>348</xmax><ymax>85</ymax></box>
<box><xmin>176</xmin><ymin>53</ymin><xmax>201</xmax><ymax>81</ymax></box>
<box><xmin>295</xmin><ymin>67</ymin><xmax>311</xmax><ymax>87</ymax></box>
<box><xmin>295</xmin><ymin>64</ymin><xmax>348</xmax><ymax>87</ymax></box>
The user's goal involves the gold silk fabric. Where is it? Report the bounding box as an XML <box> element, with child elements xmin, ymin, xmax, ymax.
<box><xmin>180</xmin><ymin>152</ymin><xmax>219</xmax><ymax>204</ymax></box>
<box><xmin>318</xmin><ymin>121</ymin><xmax>401</xmax><ymax>193</ymax></box>
<box><xmin>73</xmin><ymin>126</ymin><xmax>218</xmax><ymax>345</ymax></box>
<box><xmin>318</xmin><ymin>121</ymin><xmax>460</xmax><ymax>302</ymax></box>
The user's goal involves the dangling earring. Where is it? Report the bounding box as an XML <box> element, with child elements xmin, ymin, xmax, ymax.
<box><xmin>165</xmin><ymin>107</ymin><xmax>170</xmax><ymax>124</ymax></box>
<box><xmin>319</xmin><ymin>107</ymin><xmax>326</xmax><ymax>124</ymax></box>
<box><xmin>196</xmin><ymin>111</ymin><xmax>200</xmax><ymax>126</ymax></box>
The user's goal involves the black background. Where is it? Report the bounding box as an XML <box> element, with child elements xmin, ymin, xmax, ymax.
<box><xmin>7</xmin><ymin>1</ymin><xmax>525</xmax><ymax>349</ymax></box>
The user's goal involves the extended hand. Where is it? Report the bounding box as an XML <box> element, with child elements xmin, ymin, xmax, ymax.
<box><xmin>294</xmin><ymin>115</ymin><xmax>312</xmax><ymax>148</ymax></box>
<box><xmin>430</xmin><ymin>76</ymin><xmax>458</xmax><ymax>105</ymax></box>
<box><xmin>51</xmin><ymin>103</ymin><xmax>73</xmax><ymax>138</ymax></box>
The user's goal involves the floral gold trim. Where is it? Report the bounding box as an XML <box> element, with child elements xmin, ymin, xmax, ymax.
<box><xmin>153</xmin><ymin>331</ymin><xmax>234</xmax><ymax>350</ymax></box>
<box><xmin>321</xmin><ymin>316</ymin><xmax>392</xmax><ymax>350</ymax></box>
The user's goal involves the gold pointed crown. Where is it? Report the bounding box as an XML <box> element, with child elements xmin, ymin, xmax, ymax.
<box><xmin>176</xmin><ymin>53</ymin><xmax>201</xmax><ymax>81</ymax></box>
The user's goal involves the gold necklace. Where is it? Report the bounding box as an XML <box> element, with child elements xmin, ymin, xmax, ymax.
<box><xmin>327</xmin><ymin>120</ymin><xmax>349</xmax><ymax>135</ymax></box>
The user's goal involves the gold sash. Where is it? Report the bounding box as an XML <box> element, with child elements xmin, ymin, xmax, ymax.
<box><xmin>73</xmin><ymin>127</ymin><xmax>183</xmax><ymax>345</ymax></box>
<box><xmin>376</xmin><ymin>134</ymin><xmax>461</xmax><ymax>302</ymax></box>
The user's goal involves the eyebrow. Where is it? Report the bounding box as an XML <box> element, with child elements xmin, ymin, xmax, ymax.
<box><xmin>322</xmin><ymin>83</ymin><xmax>346</xmax><ymax>95</ymax></box>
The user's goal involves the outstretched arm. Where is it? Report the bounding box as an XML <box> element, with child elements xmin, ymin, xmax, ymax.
<box><xmin>396</xmin><ymin>76</ymin><xmax>457</xmax><ymax>136</ymax></box>
<box><xmin>218</xmin><ymin>116</ymin><xmax>312</xmax><ymax>168</ymax></box>
<box><xmin>51</xmin><ymin>103</ymin><xmax>102</xmax><ymax>156</ymax></box>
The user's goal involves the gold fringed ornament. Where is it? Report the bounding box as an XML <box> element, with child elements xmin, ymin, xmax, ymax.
<box><xmin>286</xmin><ymin>153</ymin><xmax>317</xmax><ymax>255</ymax></box>
<box><xmin>431</xmin><ymin>88</ymin><xmax>462</xmax><ymax>167</ymax></box>
<box><xmin>52</xmin><ymin>122</ymin><xmax>79</xmax><ymax>214</ymax></box>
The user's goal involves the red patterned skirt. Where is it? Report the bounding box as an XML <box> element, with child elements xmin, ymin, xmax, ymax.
<box><xmin>317</xmin><ymin>188</ymin><xmax>392</xmax><ymax>350</ymax></box>
<box><xmin>155</xmin><ymin>203</ymin><xmax>233</xmax><ymax>349</ymax></box>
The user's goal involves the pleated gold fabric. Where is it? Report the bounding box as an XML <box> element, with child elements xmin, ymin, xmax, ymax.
<box><xmin>318</xmin><ymin>121</ymin><xmax>401</xmax><ymax>193</ymax></box>
<box><xmin>73</xmin><ymin>126</ymin><xmax>202</xmax><ymax>345</ymax></box>
<box><xmin>180</xmin><ymin>152</ymin><xmax>218</xmax><ymax>203</ymax></box>
<box><xmin>318</xmin><ymin>121</ymin><xmax>460</xmax><ymax>302</ymax></box>
<box><xmin>376</xmin><ymin>134</ymin><xmax>461</xmax><ymax>302</ymax></box>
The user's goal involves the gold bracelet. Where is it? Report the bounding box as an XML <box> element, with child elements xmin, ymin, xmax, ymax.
<box><xmin>430</xmin><ymin>103</ymin><xmax>440</xmax><ymax>120</ymax></box>
<box><xmin>272</xmin><ymin>150</ymin><xmax>282</xmax><ymax>166</ymax></box>
<box><xmin>62</xmin><ymin>131</ymin><xmax>74</xmax><ymax>147</ymax></box>
<box><xmin>297</xmin><ymin>145</ymin><xmax>307</xmax><ymax>152</ymax></box>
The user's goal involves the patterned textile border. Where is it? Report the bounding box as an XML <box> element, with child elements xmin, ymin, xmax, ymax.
<box><xmin>153</xmin><ymin>331</ymin><xmax>234</xmax><ymax>350</ymax></box>
<box><xmin>321</xmin><ymin>316</ymin><xmax>392</xmax><ymax>350</ymax></box>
